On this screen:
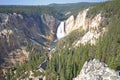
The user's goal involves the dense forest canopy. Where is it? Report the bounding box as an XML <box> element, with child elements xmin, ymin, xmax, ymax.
<box><xmin>49</xmin><ymin>2</ymin><xmax>96</xmax><ymax>17</ymax></box>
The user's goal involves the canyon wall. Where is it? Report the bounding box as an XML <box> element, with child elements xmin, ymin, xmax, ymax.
<box><xmin>56</xmin><ymin>8</ymin><xmax>107</xmax><ymax>45</ymax></box>
<box><xmin>0</xmin><ymin>13</ymin><xmax>60</xmax><ymax>67</ymax></box>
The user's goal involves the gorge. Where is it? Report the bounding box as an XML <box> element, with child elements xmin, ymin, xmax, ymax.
<box><xmin>0</xmin><ymin>0</ymin><xmax>120</xmax><ymax>80</ymax></box>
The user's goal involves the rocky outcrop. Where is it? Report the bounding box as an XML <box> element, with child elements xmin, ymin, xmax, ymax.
<box><xmin>73</xmin><ymin>59</ymin><xmax>120</xmax><ymax>80</ymax></box>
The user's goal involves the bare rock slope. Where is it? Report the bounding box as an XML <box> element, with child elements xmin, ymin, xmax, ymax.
<box><xmin>73</xmin><ymin>59</ymin><xmax>120</xmax><ymax>80</ymax></box>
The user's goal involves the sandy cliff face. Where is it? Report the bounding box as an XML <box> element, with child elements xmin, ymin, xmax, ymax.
<box><xmin>65</xmin><ymin>15</ymin><xmax>75</xmax><ymax>34</ymax></box>
<box><xmin>62</xmin><ymin>9</ymin><xmax>89</xmax><ymax>35</ymax></box>
<box><xmin>74</xmin><ymin>13</ymin><xmax>107</xmax><ymax>45</ymax></box>
<box><xmin>63</xmin><ymin>8</ymin><xmax>89</xmax><ymax>35</ymax></box>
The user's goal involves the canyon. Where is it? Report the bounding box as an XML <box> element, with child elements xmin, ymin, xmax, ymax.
<box><xmin>0</xmin><ymin>5</ymin><xmax>107</xmax><ymax>68</ymax></box>
<box><xmin>0</xmin><ymin>1</ymin><xmax>120</xmax><ymax>79</ymax></box>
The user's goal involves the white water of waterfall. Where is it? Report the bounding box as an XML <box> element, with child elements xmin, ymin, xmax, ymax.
<box><xmin>56</xmin><ymin>21</ymin><xmax>66</xmax><ymax>39</ymax></box>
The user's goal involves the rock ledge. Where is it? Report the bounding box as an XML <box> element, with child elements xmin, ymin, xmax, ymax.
<box><xmin>73</xmin><ymin>59</ymin><xmax>120</xmax><ymax>80</ymax></box>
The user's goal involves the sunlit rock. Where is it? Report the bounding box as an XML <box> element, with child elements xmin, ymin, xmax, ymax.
<box><xmin>73</xmin><ymin>59</ymin><xmax>120</xmax><ymax>80</ymax></box>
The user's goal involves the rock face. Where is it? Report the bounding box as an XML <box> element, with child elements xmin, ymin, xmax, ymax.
<box><xmin>73</xmin><ymin>59</ymin><xmax>120</xmax><ymax>80</ymax></box>
<box><xmin>74</xmin><ymin>13</ymin><xmax>106</xmax><ymax>45</ymax></box>
<box><xmin>0</xmin><ymin>13</ymin><xmax>60</xmax><ymax>67</ymax></box>
<box><xmin>65</xmin><ymin>8</ymin><xmax>89</xmax><ymax>34</ymax></box>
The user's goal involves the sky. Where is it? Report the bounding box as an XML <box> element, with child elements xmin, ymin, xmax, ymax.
<box><xmin>0</xmin><ymin>0</ymin><xmax>107</xmax><ymax>5</ymax></box>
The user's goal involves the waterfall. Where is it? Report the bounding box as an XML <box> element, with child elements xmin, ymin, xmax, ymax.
<box><xmin>56</xmin><ymin>21</ymin><xmax>66</xmax><ymax>39</ymax></box>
